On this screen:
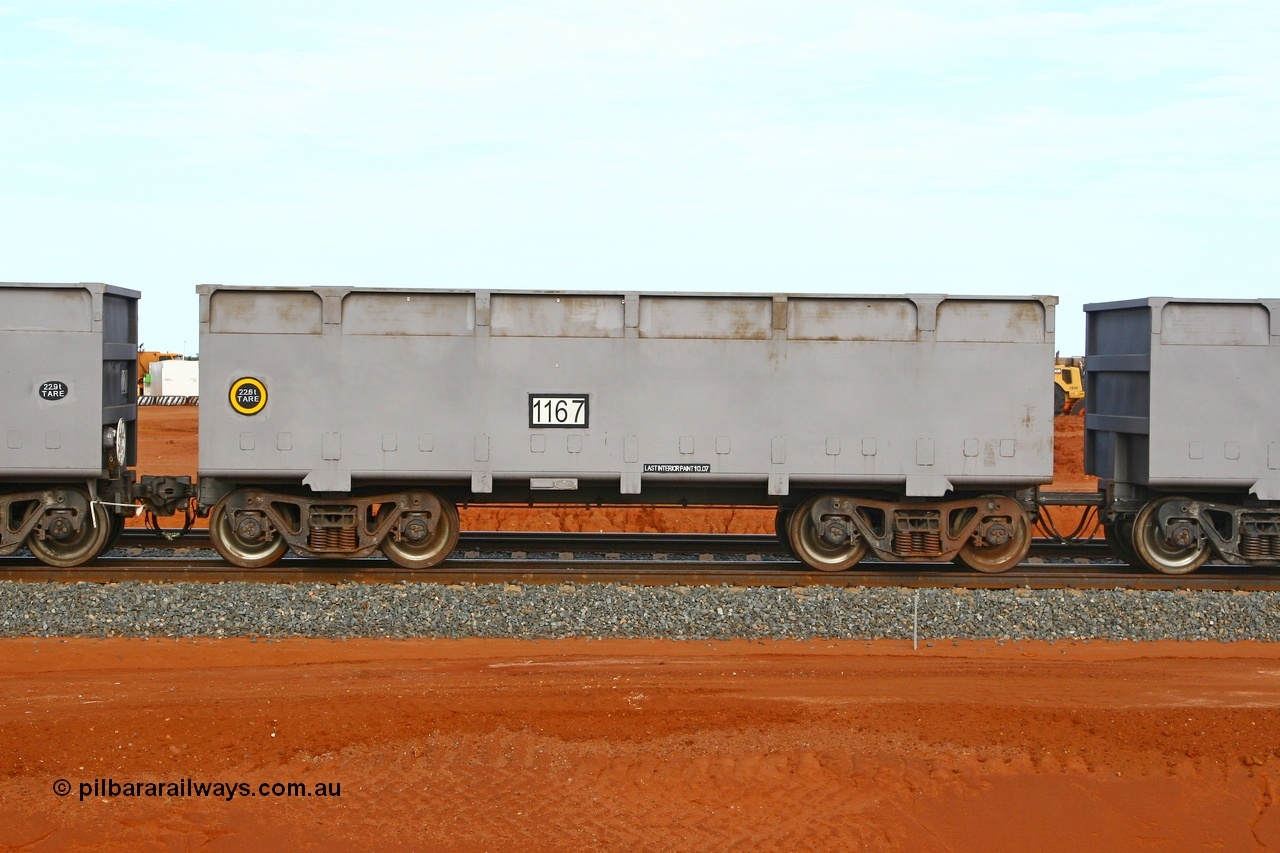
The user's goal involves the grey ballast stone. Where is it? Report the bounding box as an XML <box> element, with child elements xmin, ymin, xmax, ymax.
<box><xmin>1</xmin><ymin>582</ymin><xmax>1278</xmax><ymax>642</ymax></box>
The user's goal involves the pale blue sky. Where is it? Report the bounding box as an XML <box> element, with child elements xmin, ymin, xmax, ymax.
<box><xmin>2</xmin><ymin>1</ymin><xmax>1276</xmax><ymax>354</ymax></box>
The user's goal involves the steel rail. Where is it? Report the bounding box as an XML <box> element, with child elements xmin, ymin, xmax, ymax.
<box><xmin>113</xmin><ymin>529</ymin><xmax>1111</xmax><ymax>558</ymax></box>
<box><xmin>3</xmin><ymin>550</ymin><xmax>1278</xmax><ymax>590</ymax></box>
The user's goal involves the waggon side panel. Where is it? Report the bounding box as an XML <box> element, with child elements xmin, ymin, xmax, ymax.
<box><xmin>0</xmin><ymin>283</ymin><xmax>138</xmax><ymax>478</ymax></box>
<box><xmin>198</xmin><ymin>287</ymin><xmax>1056</xmax><ymax>498</ymax></box>
<box><xmin>1084</xmin><ymin>297</ymin><xmax>1280</xmax><ymax>499</ymax></box>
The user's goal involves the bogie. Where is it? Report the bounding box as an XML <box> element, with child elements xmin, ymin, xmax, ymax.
<box><xmin>784</xmin><ymin>493</ymin><xmax>1032</xmax><ymax>573</ymax></box>
<box><xmin>206</xmin><ymin>487</ymin><xmax>461</xmax><ymax>569</ymax></box>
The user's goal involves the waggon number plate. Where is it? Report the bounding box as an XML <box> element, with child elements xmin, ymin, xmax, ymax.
<box><xmin>529</xmin><ymin>394</ymin><xmax>589</xmax><ymax>429</ymax></box>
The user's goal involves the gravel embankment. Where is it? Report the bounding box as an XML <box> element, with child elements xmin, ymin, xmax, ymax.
<box><xmin>1</xmin><ymin>582</ymin><xmax>1278</xmax><ymax>641</ymax></box>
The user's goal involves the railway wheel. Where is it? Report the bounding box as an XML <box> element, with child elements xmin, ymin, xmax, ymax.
<box><xmin>26</xmin><ymin>489</ymin><xmax>111</xmax><ymax>568</ymax></box>
<box><xmin>1103</xmin><ymin>516</ymin><xmax>1140</xmax><ymax>566</ymax></box>
<box><xmin>378</xmin><ymin>496</ymin><xmax>459</xmax><ymax>569</ymax></box>
<box><xmin>209</xmin><ymin>492</ymin><xmax>288</xmax><ymax>568</ymax></box>
<box><xmin>1132</xmin><ymin>497</ymin><xmax>1210</xmax><ymax>575</ymax></box>
<box><xmin>955</xmin><ymin>502</ymin><xmax>1032</xmax><ymax>573</ymax></box>
<box><xmin>786</xmin><ymin>495</ymin><xmax>868</xmax><ymax>572</ymax></box>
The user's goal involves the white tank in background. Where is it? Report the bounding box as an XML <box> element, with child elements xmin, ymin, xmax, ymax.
<box><xmin>147</xmin><ymin>359</ymin><xmax>199</xmax><ymax>397</ymax></box>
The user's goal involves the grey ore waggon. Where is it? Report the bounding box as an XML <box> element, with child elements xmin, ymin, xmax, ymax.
<box><xmin>0</xmin><ymin>280</ymin><xmax>188</xmax><ymax>563</ymax></box>
<box><xmin>0</xmin><ymin>282</ymin><xmax>185</xmax><ymax>566</ymax></box>
<box><xmin>1086</xmin><ymin>297</ymin><xmax>1280</xmax><ymax>574</ymax></box>
<box><xmin>196</xmin><ymin>286</ymin><xmax>1057</xmax><ymax>572</ymax></box>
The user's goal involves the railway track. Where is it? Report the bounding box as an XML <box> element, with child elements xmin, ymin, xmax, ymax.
<box><xmin>134</xmin><ymin>528</ymin><xmax>1117</xmax><ymax>558</ymax></box>
<box><xmin>3</xmin><ymin>531</ymin><xmax>1278</xmax><ymax>591</ymax></box>
<box><xmin>27</xmin><ymin>528</ymin><xmax>1109</xmax><ymax>562</ymax></box>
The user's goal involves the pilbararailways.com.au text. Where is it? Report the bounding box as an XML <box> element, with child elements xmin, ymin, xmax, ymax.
<box><xmin>54</xmin><ymin>777</ymin><xmax>341</xmax><ymax>802</ymax></box>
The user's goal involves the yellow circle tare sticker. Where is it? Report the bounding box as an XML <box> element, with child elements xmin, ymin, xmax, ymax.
<box><xmin>229</xmin><ymin>377</ymin><xmax>267</xmax><ymax>415</ymax></box>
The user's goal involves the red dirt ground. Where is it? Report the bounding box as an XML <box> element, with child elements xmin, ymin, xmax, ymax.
<box><xmin>4</xmin><ymin>639</ymin><xmax>1280</xmax><ymax>851</ymax></box>
<box><xmin>9</xmin><ymin>408</ymin><xmax>1276</xmax><ymax>850</ymax></box>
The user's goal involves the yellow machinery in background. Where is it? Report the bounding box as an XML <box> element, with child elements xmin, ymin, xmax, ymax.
<box><xmin>1054</xmin><ymin>356</ymin><xmax>1085</xmax><ymax>416</ymax></box>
